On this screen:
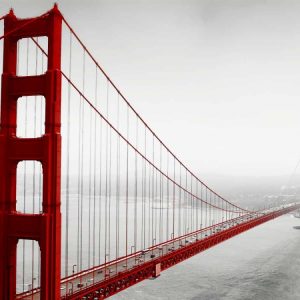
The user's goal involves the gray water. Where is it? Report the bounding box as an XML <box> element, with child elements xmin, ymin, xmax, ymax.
<box><xmin>112</xmin><ymin>214</ymin><xmax>300</xmax><ymax>300</ymax></box>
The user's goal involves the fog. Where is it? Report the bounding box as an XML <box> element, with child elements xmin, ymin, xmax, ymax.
<box><xmin>1</xmin><ymin>0</ymin><xmax>300</xmax><ymax>181</ymax></box>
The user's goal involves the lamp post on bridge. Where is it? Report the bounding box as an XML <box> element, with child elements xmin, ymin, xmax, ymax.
<box><xmin>72</xmin><ymin>264</ymin><xmax>77</xmax><ymax>275</ymax></box>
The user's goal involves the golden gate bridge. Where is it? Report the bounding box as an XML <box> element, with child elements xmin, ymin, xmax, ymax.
<box><xmin>0</xmin><ymin>5</ymin><xmax>299</xmax><ymax>300</ymax></box>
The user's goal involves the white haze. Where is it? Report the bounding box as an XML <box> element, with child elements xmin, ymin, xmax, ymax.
<box><xmin>1</xmin><ymin>0</ymin><xmax>300</xmax><ymax>183</ymax></box>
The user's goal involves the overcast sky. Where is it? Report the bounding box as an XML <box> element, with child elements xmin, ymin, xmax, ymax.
<box><xmin>2</xmin><ymin>0</ymin><xmax>300</xmax><ymax>179</ymax></box>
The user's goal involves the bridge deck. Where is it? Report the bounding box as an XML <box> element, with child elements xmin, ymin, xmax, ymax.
<box><xmin>17</xmin><ymin>204</ymin><xmax>300</xmax><ymax>300</ymax></box>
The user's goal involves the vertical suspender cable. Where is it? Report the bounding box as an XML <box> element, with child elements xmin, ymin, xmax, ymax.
<box><xmin>205</xmin><ymin>187</ymin><xmax>208</xmax><ymax>228</ymax></box>
<box><xmin>184</xmin><ymin>169</ymin><xmax>187</xmax><ymax>234</ymax></box>
<box><xmin>159</xmin><ymin>143</ymin><xmax>162</xmax><ymax>244</ymax></box>
<box><xmin>92</xmin><ymin>65</ymin><xmax>98</xmax><ymax>281</ymax></box>
<box><xmin>144</xmin><ymin>126</ymin><xmax>147</xmax><ymax>249</ymax></box>
<box><xmin>65</xmin><ymin>30</ymin><xmax>72</xmax><ymax>278</ymax></box>
<box><xmin>196</xmin><ymin>179</ymin><xmax>198</xmax><ymax>232</ymax></box>
<box><xmin>155</xmin><ymin>156</ymin><xmax>158</xmax><ymax>244</ymax></box>
<box><xmin>125</xmin><ymin>105</ymin><xmax>129</xmax><ymax>267</ymax></box>
<box><xmin>151</xmin><ymin>135</ymin><xmax>155</xmax><ymax>248</ymax></box>
<box><xmin>88</xmin><ymin>73</ymin><xmax>93</xmax><ymax>269</ymax></box>
<box><xmin>108</xmin><ymin>111</ymin><xmax>112</xmax><ymax>263</ymax></box>
<box><xmin>190</xmin><ymin>173</ymin><xmax>193</xmax><ymax>233</ymax></box>
<box><xmin>80</xmin><ymin>49</ymin><xmax>86</xmax><ymax>272</ymax></box>
<box><xmin>141</xmin><ymin>127</ymin><xmax>144</xmax><ymax>250</ymax></box>
<box><xmin>76</xmin><ymin>60</ymin><xmax>81</xmax><ymax>272</ymax></box>
<box><xmin>134</xmin><ymin>115</ymin><xmax>138</xmax><ymax>252</ymax></box>
<box><xmin>116</xmin><ymin>93</ymin><xmax>120</xmax><ymax>267</ymax></box>
<box><xmin>172</xmin><ymin>156</ymin><xmax>175</xmax><ymax>241</ymax></box>
<box><xmin>104</xmin><ymin>79</ymin><xmax>109</xmax><ymax>273</ymax></box>
<box><xmin>166</xmin><ymin>152</ymin><xmax>169</xmax><ymax>241</ymax></box>
<box><xmin>200</xmin><ymin>183</ymin><xmax>203</xmax><ymax>236</ymax></box>
<box><xmin>98</xmin><ymin>77</ymin><xmax>102</xmax><ymax>265</ymax></box>
<box><xmin>148</xmin><ymin>136</ymin><xmax>151</xmax><ymax>248</ymax></box>
<box><xmin>76</xmin><ymin>57</ymin><xmax>81</xmax><ymax>271</ymax></box>
<box><xmin>178</xmin><ymin>164</ymin><xmax>181</xmax><ymax>237</ymax></box>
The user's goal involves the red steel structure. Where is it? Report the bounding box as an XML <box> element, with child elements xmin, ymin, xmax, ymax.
<box><xmin>61</xmin><ymin>204</ymin><xmax>300</xmax><ymax>300</ymax></box>
<box><xmin>0</xmin><ymin>5</ymin><xmax>62</xmax><ymax>300</ymax></box>
<box><xmin>0</xmin><ymin>5</ymin><xmax>299</xmax><ymax>300</ymax></box>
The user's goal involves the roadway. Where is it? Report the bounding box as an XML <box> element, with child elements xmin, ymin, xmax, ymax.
<box><xmin>17</xmin><ymin>203</ymin><xmax>298</xmax><ymax>300</ymax></box>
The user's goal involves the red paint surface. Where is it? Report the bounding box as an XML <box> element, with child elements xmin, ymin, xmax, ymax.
<box><xmin>0</xmin><ymin>5</ymin><xmax>62</xmax><ymax>300</ymax></box>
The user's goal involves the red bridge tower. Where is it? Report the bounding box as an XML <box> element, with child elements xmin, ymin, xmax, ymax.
<box><xmin>0</xmin><ymin>5</ymin><xmax>62</xmax><ymax>300</ymax></box>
